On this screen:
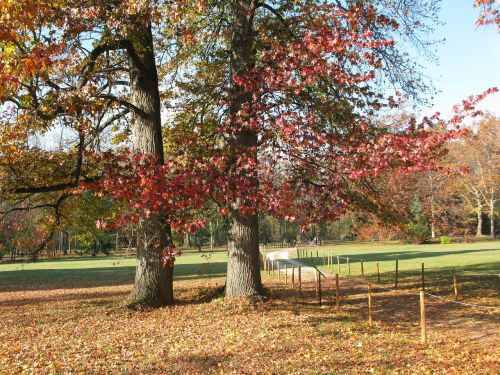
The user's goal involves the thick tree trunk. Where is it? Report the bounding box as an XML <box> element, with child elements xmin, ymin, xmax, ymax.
<box><xmin>225</xmin><ymin>0</ymin><xmax>263</xmax><ymax>298</ymax></box>
<box><xmin>125</xmin><ymin>23</ymin><xmax>174</xmax><ymax>308</ymax></box>
<box><xmin>126</xmin><ymin>220</ymin><xmax>174</xmax><ymax>307</ymax></box>
<box><xmin>226</xmin><ymin>203</ymin><xmax>262</xmax><ymax>297</ymax></box>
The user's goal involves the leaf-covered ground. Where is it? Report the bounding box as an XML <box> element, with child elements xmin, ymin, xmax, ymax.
<box><xmin>1</xmin><ymin>272</ymin><xmax>498</xmax><ymax>375</ymax></box>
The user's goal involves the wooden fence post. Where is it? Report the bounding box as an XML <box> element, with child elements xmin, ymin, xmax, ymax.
<box><xmin>335</xmin><ymin>273</ymin><xmax>340</xmax><ymax>311</ymax></box>
<box><xmin>421</xmin><ymin>263</ymin><xmax>425</xmax><ymax>291</ymax></box>
<box><xmin>272</xmin><ymin>260</ymin><xmax>275</xmax><ymax>277</ymax></box>
<box><xmin>285</xmin><ymin>263</ymin><xmax>288</xmax><ymax>284</ymax></box>
<box><xmin>298</xmin><ymin>267</ymin><xmax>302</xmax><ymax>296</ymax></box>
<box><xmin>267</xmin><ymin>259</ymin><xmax>271</xmax><ymax>275</ymax></box>
<box><xmin>316</xmin><ymin>250</ymin><xmax>319</xmax><ymax>259</ymax></box>
<box><xmin>347</xmin><ymin>257</ymin><xmax>351</xmax><ymax>275</ymax></box>
<box><xmin>453</xmin><ymin>268</ymin><xmax>458</xmax><ymax>300</ymax></box>
<box><xmin>361</xmin><ymin>259</ymin><xmax>364</xmax><ymax>278</ymax></box>
<box><xmin>368</xmin><ymin>285</ymin><xmax>373</xmax><ymax>327</ymax></box>
<box><xmin>395</xmin><ymin>259</ymin><xmax>399</xmax><ymax>289</ymax></box>
<box><xmin>278</xmin><ymin>261</ymin><xmax>281</xmax><ymax>280</ymax></box>
<box><xmin>377</xmin><ymin>262</ymin><xmax>380</xmax><ymax>283</ymax></box>
<box><xmin>420</xmin><ymin>291</ymin><xmax>426</xmax><ymax>344</ymax></box>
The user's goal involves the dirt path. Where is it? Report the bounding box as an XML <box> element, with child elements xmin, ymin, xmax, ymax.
<box><xmin>265</xmin><ymin>248</ymin><xmax>318</xmax><ymax>280</ymax></box>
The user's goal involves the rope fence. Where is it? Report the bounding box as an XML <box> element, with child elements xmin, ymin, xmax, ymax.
<box><xmin>261</xmin><ymin>247</ymin><xmax>500</xmax><ymax>344</ymax></box>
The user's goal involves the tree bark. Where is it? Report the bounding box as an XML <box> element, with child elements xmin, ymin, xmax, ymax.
<box><xmin>476</xmin><ymin>199</ymin><xmax>483</xmax><ymax>237</ymax></box>
<box><xmin>226</xmin><ymin>204</ymin><xmax>262</xmax><ymax>297</ymax></box>
<box><xmin>225</xmin><ymin>0</ymin><xmax>263</xmax><ymax>298</ymax></box>
<box><xmin>125</xmin><ymin>23</ymin><xmax>174</xmax><ymax>308</ymax></box>
<box><xmin>429</xmin><ymin>195</ymin><xmax>436</xmax><ymax>239</ymax></box>
<box><xmin>183</xmin><ymin>232</ymin><xmax>191</xmax><ymax>248</ymax></box>
<box><xmin>490</xmin><ymin>200</ymin><xmax>495</xmax><ymax>237</ymax></box>
<box><xmin>209</xmin><ymin>221</ymin><xmax>214</xmax><ymax>251</ymax></box>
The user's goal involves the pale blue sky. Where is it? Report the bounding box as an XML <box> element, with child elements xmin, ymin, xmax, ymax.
<box><xmin>422</xmin><ymin>0</ymin><xmax>499</xmax><ymax>116</ymax></box>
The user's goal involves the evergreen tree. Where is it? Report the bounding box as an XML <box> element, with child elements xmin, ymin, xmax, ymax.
<box><xmin>408</xmin><ymin>197</ymin><xmax>432</xmax><ymax>244</ymax></box>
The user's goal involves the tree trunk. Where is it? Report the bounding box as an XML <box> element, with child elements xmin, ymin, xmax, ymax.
<box><xmin>225</xmin><ymin>0</ymin><xmax>263</xmax><ymax>298</ymax></box>
<box><xmin>226</xmin><ymin>200</ymin><xmax>262</xmax><ymax>297</ymax></box>
<box><xmin>209</xmin><ymin>221</ymin><xmax>214</xmax><ymax>251</ymax></box>
<box><xmin>183</xmin><ymin>232</ymin><xmax>191</xmax><ymax>248</ymax></box>
<box><xmin>126</xmin><ymin>222</ymin><xmax>174</xmax><ymax>307</ymax></box>
<box><xmin>490</xmin><ymin>200</ymin><xmax>495</xmax><ymax>237</ymax></box>
<box><xmin>196</xmin><ymin>234</ymin><xmax>202</xmax><ymax>252</ymax></box>
<box><xmin>215</xmin><ymin>218</ymin><xmax>220</xmax><ymax>246</ymax></box>
<box><xmin>125</xmin><ymin>23</ymin><xmax>174</xmax><ymax>308</ymax></box>
<box><xmin>430</xmin><ymin>196</ymin><xmax>436</xmax><ymax>239</ymax></box>
<box><xmin>476</xmin><ymin>200</ymin><xmax>483</xmax><ymax>237</ymax></box>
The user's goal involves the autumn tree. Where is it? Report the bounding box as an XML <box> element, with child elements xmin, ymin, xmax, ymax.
<box><xmin>169</xmin><ymin>0</ymin><xmax>494</xmax><ymax>298</ymax></box>
<box><xmin>474</xmin><ymin>0</ymin><xmax>500</xmax><ymax>29</ymax></box>
<box><xmin>448</xmin><ymin>116</ymin><xmax>499</xmax><ymax>236</ymax></box>
<box><xmin>0</xmin><ymin>0</ymin><xmax>209</xmax><ymax>307</ymax></box>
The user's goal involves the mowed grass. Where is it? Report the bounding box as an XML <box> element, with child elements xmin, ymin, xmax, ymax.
<box><xmin>0</xmin><ymin>250</ymin><xmax>228</xmax><ymax>292</ymax></box>
<box><xmin>1</xmin><ymin>240</ymin><xmax>499</xmax><ymax>294</ymax></box>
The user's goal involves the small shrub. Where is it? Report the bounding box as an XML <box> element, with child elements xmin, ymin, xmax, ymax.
<box><xmin>440</xmin><ymin>236</ymin><xmax>452</xmax><ymax>244</ymax></box>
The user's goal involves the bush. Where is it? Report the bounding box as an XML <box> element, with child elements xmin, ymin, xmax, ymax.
<box><xmin>440</xmin><ymin>236</ymin><xmax>452</xmax><ymax>244</ymax></box>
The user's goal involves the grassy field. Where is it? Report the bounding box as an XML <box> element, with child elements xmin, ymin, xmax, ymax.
<box><xmin>1</xmin><ymin>240</ymin><xmax>499</xmax><ymax>294</ymax></box>
<box><xmin>0</xmin><ymin>241</ymin><xmax>499</xmax><ymax>373</ymax></box>
<box><xmin>295</xmin><ymin>240</ymin><xmax>500</xmax><ymax>274</ymax></box>
<box><xmin>0</xmin><ymin>250</ymin><xmax>228</xmax><ymax>292</ymax></box>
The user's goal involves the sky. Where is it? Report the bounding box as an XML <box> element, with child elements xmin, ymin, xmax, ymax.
<box><xmin>421</xmin><ymin>0</ymin><xmax>500</xmax><ymax>117</ymax></box>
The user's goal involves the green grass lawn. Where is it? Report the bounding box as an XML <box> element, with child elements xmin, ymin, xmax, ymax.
<box><xmin>1</xmin><ymin>241</ymin><xmax>499</xmax><ymax>297</ymax></box>
<box><xmin>0</xmin><ymin>250</ymin><xmax>228</xmax><ymax>291</ymax></box>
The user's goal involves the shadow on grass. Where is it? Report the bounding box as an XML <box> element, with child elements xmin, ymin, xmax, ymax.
<box><xmin>300</xmin><ymin>247</ymin><xmax>500</xmax><ymax>266</ymax></box>
<box><xmin>363</xmin><ymin>261</ymin><xmax>500</xmax><ymax>296</ymax></box>
<box><xmin>0</xmin><ymin>261</ymin><xmax>227</xmax><ymax>293</ymax></box>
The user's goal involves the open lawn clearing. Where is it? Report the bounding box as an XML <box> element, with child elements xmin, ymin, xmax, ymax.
<box><xmin>294</xmin><ymin>240</ymin><xmax>500</xmax><ymax>274</ymax></box>
<box><xmin>0</xmin><ymin>250</ymin><xmax>228</xmax><ymax>292</ymax></box>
